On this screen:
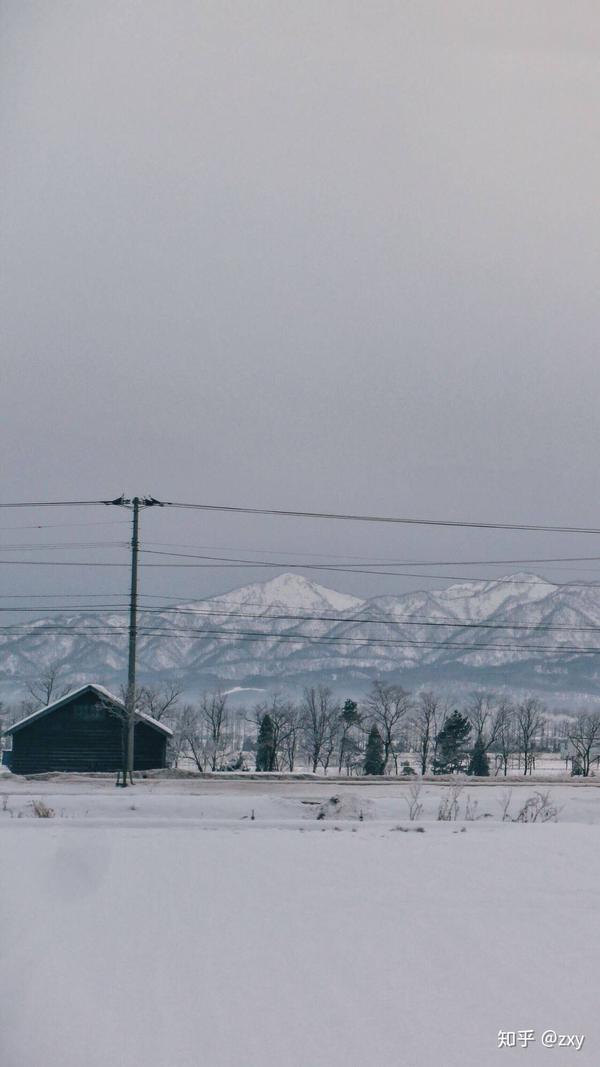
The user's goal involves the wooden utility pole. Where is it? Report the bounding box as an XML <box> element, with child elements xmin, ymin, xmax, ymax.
<box><xmin>123</xmin><ymin>496</ymin><xmax>140</xmax><ymax>785</ymax></box>
<box><xmin>108</xmin><ymin>494</ymin><xmax>162</xmax><ymax>786</ymax></box>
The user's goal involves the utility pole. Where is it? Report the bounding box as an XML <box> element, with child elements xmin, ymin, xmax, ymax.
<box><xmin>107</xmin><ymin>495</ymin><xmax>162</xmax><ymax>786</ymax></box>
<box><xmin>124</xmin><ymin>496</ymin><xmax>140</xmax><ymax>785</ymax></box>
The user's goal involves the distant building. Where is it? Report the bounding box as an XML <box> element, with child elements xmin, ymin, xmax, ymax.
<box><xmin>560</xmin><ymin>738</ymin><xmax>600</xmax><ymax>775</ymax></box>
<box><xmin>2</xmin><ymin>683</ymin><xmax>172</xmax><ymax>775</ymax></box>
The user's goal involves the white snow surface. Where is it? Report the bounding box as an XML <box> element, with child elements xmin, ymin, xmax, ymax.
<box><xmin>1</xmin><ymin>777</ymin><xmax>599</xmax><ymax>1066</ymax></box>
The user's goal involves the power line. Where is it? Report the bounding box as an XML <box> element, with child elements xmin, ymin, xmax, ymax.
<box><xmin>108</xmin><ymin>605</ymin><xmax>600</xmax><ymax>635</ymax></box>
<box><xmin>0</xmin><ymin>605</ymin><xmax>130</xmax><ymax>613</ymax></box>
<box><xmin>0</xmin><ymin>592</ymin><xmax>128</xmax><ymax>599</ymax></box>
<box><xmin>4</xmin><ymin>601</ymin><xmax>600</xmax><ymax>631</ymax></box>
<box><xmin>167</xmin><ymin>500</ymin><xmax>600</xmax><ymax>536</ymax></box>
<box><xmin>0</xmin><ymin>520</ymin><xmax>130</xmax><ymax>530</ymax></box>
<box><xmin>0</xmin><ymin>555</ymin><xmax>581</xmax><ymax>589</ymax></box>
<box><xmin>0</xmin><ymin>560</ymin><xmax>130</xmax><ymax>567</ymax></box>
<box><xmin>133</xmin><ymin>552</ymin><xmax>600</xmax><ymax>588</ymax></box>
<box><xmin>0</xmin><ymin>499</ymin><xmax>116</xmax><ymax>508</ymax></box>
<box><xmin>0</xmin><ymin>622</ymin><xmax>599</xmax><ymax>655</ymax></box>
<box><xmin>137</xmin><ymin>546</ymin><xmax>600</xmax><ymax>571</ymax></box>
<box><xmin>5</xmin><ymin>552</ymin><xmax>600</xmax><ymax>588</ymax></box>
<box><xmin>0</xmin><ymin>541</ymin><xmax>128</xmax><ymax>551</ymax></box>
<box><xmin>3</xmin><ymin>495</ymin><xmax>600</xmax><ymax>536</ymax></box>
<box><xmin>4</xmin><ymin>539</ymin><xmax>600</xmax><ymax>575</ymax></box>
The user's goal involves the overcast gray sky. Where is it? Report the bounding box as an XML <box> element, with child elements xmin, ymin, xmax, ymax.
<box><xmin>1</xmin><ymin>1</ymin><xmax>600</xmax><ymax>604</ymax></box>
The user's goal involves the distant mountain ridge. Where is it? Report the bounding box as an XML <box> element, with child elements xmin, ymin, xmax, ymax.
<box><xmin>3</xmin><ymin>571</ymin><xmax>600</xmax><ymax>706</ymax></box>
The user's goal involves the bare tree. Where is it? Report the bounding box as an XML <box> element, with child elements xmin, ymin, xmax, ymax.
<box><xmin>516</xmin><ymin>697</ymin><xmax>544</xmax><ymax>775</ymax></box>
<box><xmin>251</xmin><ymin>694</ymin><xmax>300</xmax><ymax>771</ymax></box>
<box><xmin>179</xmin><ymin>703</ymin><xmax>205</xmax><ymax>771</ymax></box>
<box><xmin>492</xmin><ymin>701</ymin><xmax>516</xmax><ymax>776</ymax></box>
<box><xmin>367</xmin><ymin>681</ymin><xmax>410</xmax><ymax>774</ymax></box>
<box><xmin>200</xmin><ymin>690</ymin><xmax>230</xmax><ymax>771</ymax></box>
<box><xmin>179</xmin><ymin>690</ymin><xmax>231</xmax><ymax>771</ymax></box>
<box><xmin>280</xmin><ymin>702</ymin><xmax>302</xmax><ymax>771</ymax></box>
<box><xmin>568</xmin><ymin>711</ymin><xmax>600</xmax><ymax>776</ymax></box>
<box><xmin>136</xmin><ymin>683</ymin><xmax>182</xmax><ymax>723</ymax></box>
<box><xmin>412</xmin><ymin>691</ymin><xmax>439</xmax><ymax>775</ymax></box>
<box><xmin>468</xmin><ymin>692</ymin><xmax>503</xmax><ymax>750</ymax></box>
<box><xmin>163</xmin><ymin>703</ymin><xmax>188</xmax><ymax>768</ymax></box>
<box><xmin>319</xmin><ymin>714</ymin><xmax>339</xmax><ymax>774</ymax></box>
<box><xmin>301</xmin><ymin>686</ymin><xmax>340</xmax><ymax>773</ymax></box>
<box><xmin>23</xmin><ymin>663</ymin><xmax>71</xmax><ymax>711</ymax></box>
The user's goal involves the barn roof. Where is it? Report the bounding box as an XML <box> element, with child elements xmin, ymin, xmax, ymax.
<box><xmin>3</xmin><ymin>683</ymin><xmax>174</xmax><ymax>737</ymax></box>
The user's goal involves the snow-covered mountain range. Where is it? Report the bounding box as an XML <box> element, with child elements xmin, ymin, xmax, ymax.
<box><xmin>3</xmin><ymin>571</ymin><xmax>600</xmax><ymax>705</ymax></box>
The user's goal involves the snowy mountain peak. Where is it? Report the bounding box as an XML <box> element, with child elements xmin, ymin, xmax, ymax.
<box><xmin>209</xmin><ymin>572</ymin><xmax>365</xmax><ymax>614</ymax></box>
<box><xmin>497</xmin><ymin>572</ymin><xmax>557</xmax><ymax>591</ymax></box>
<box><xmin>434</xmin><ymin>571</ymin><xmax>557</xmax><ymax>620</ymax></box>
<box><xmin>4</xmin><ymin>570</ymin><xmax>600</xmax><ymax>704</ymax></box>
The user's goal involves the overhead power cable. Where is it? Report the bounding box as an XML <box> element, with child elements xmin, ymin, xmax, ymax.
<box><xmin>0</xmin><ymin>560</ymin><xmax>130</xmax><ymax>567</ymax></box>
<box><xmin>0</xmin><ymin>520</ymin><xmax>130</xmax><ymax>531</ymax></box>
<box><xmin>0</xmin><ymin>541</ymin><xmax>128</xmax><ymax>551</ymax></box>
<box><xmin>140</xmin><ymin>541</ymin><xmax>600</xmax><ymax>568</ymax></box>
<box><xmin>3</xmin><ymin>495</ymin><xmax>600</xmax><ymax>537</ymax></box>
<box><xmin>4</xmin><ymin>552</ymin><xmax>600</xmax><ymax>588</ymax></box>
<box><xmin>0</xmin><ymin>499</ymin><xmax>116</xmax><ymax>508</ymax></box>
<box><xmin>8</xmin><ymin>602</ymin><xmax>600</xmax><ymax>635</ymax></box>
<box><xmin>1</xmin><ymin>622</ymin><xmax>599</xmax><ymax>655</ymax></box>
<box><xmin>0</xmin><ymin>605</ymin><xmax>130</xmax><ymax>613</ymax></box>
<box><xmin>132</xmin><ymin>552</ymin><xmax>599</xmax><ymax>589</ymax></box>
<box><xmin>0</xmin><ymin>592</ymin><xmax>128</xmax><ymax>599</ymax></box>
<box><xmin>167</xmin><ymin>500</ymin><xmax>600</xmax><ymax>536</ymax></box>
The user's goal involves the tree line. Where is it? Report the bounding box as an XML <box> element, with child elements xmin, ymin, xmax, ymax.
<box><xmin>3</xmin><ymin>668</ymin><xmax>600</xmax><ymax>777</ymax></box>
<box><xmin>146</xmin><ymin>682</ymin><xmax>600</xmax><ymax>777</ymax></box>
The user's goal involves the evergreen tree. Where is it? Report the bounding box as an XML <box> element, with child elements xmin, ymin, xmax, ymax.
<box><xmin>255</xmin><ymin>713</ymin><xmax>276</xmax><ymax>771</ymax></box>
<box><xmin>433</xmin><ymin>711</ymin><xmax>472</xmax><ymax>774</ymax></box>
<box><xmin>467</xmin><ymin>735</ymin><xmax>490</xmax><ymax>776</ymax></box>
<box><xmin>342</xmin><ymin>698</ymin><xmax>359</xmax><ymax>725</ymax></box>
<box><xmin>363</xmin><ymin>723</ymin><xmax>385</xmax><ymax>775</ymax></box>
<box><xmin>338</xmin><ymin>698</ymin><xmax>361</xmax><ymax>772</ymax></box>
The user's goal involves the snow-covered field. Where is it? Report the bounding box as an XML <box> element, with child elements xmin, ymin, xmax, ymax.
<box><xmin>1</xmin><ymin>775</ymin><xmax>599</xmax><ymax>1066</ymax></box>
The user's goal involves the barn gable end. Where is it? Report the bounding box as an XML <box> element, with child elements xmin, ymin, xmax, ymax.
<box><xmin>3</xmin><ymin>684</ymin><xmax>171</xmax><ymax>775</ymax></box>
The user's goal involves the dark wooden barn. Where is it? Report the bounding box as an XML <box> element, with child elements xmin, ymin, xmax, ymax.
<box><xmin>2</xmin><ymin>683</ymin><xmax>172</xmax><ymax>775</ymax></box>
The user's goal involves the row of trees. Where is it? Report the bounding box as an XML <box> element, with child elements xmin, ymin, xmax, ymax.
<box><xmin>163</xmin><ymin>683</ymin><xmax>600</xmax><ymax>777</ymax></box>
<box><xmin>3</xmin><ymin>667</ymin><xmax>600</xmax><ymax>777</ymax></box>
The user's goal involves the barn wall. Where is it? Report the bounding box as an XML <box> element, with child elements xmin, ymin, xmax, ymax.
<box><xmin>10</xmin><ymin>690</ymin><xmax>167</xmax><ymax>775</ymax></box>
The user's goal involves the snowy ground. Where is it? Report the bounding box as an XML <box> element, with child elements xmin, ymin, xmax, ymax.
<box><xmin>1</xmin><ymin>775</ymin><xmax>599</xmax><ymax>1066</ymax></box>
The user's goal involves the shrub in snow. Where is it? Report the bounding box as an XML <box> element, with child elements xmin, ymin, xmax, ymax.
<box><xmin>464</xmin><ymin>796</ymin><xmax>482</xmax><ymax>821</ymax></box>
<box><xmin>513</xmin><ymin>791</ymin><xmax>558</xmax><ymax>823</ymax></box>
<box><xmin>499</xmin><ymin>789</ymin><xmax>559</xmax><ymax>823</ymax></box>
<box><xmin>403</xmin><ymin>782</ymin><xmax>423</xmax><ymax>821</ymax></box>
<box><xmin>437</xmin><ymin>786</ymin><xmax>462</xmax><ymax>821</ymax></box>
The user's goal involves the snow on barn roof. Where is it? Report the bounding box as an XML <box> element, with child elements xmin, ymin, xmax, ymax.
<box><xmin>3</xmin><ymin>683</ymin><xmax>173</xmax><ymax>737</ymax></box>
